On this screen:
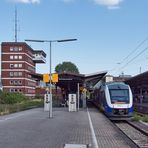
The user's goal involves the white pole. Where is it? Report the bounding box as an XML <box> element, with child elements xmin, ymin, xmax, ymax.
<box><xmin>49</xmin><ymin>41</ymin><xmax>52</xmax><ymax>118</ymax></box>
<box><xmin>77</xmin><ymin>83</ymin><xmax>79</xmax><ymax>111</ymax></box>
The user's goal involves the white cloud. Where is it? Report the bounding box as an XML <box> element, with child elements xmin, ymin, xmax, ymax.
<box><xmin>93</xmin><ymin>0</ymin><xmax>123</xmax><ymax>9</ymax></box>
<box><xmin>9</xmin><ymin>0</ymin><xmax>40</xmax><ymax>4</ymax></box>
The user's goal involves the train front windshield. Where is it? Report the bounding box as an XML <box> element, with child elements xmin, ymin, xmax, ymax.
<box><xmin>109</xmin><ymin>89</ymin><xmax>129</xmax><ymax>103</ymax></box>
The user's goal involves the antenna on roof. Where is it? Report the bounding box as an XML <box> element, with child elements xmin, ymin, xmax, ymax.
<box><xmin>14</xmin><ymin>6</ymin><xmax>18</xmax><ymax>42</ymax></box>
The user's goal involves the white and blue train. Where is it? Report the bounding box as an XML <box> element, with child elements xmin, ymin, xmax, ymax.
<box><xmin>91</xmin><ymin>82</ymin><xmax>133</xmax><ymax>120</ymax></box>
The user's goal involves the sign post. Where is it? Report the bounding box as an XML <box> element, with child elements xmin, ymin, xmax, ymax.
<box><xmin>44</xmin><ymin>93</ymin><xmax>50</xmax><ymax>111</ymax></box>
<box><xmin>77</xmin><ymin>83</ymin><xmax>80</xmax><ymax>111</ymax></box>
<box><xmin>68</xmin><ymin>94</ymin><xmax>77</xmax><ymax>112</ymax></box>
<box><xmin>43</xmin><ymin>74</ymin><xmax>51</xmax><ymax>116</ymax></box>
<box><xmin>43</xmin><ymin>73</ymin><xmax>58</xmax><ymax>117</ymax></box>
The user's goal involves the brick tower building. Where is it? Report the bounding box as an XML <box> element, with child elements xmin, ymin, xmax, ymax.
<box><xmin>1</xmin><ymin>42</ymin><xmax>46</xmax><ymax>97</ymax></box>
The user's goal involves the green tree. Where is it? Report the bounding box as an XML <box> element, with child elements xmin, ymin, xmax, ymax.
<box><xmin>55</xmin><ymin>61</ymin><xmax>79</xmax><ymax>74</ymax></box>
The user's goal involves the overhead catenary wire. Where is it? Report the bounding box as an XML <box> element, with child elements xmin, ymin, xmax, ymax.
<box><xmin>112</xmin><ymin>37</ymin><xmax>148</xmax><ymax>75</ymax></box>
<box><xmin>118</xmin><ymin>46</ymin><xmax>148</xmax><ymax>71</ymax></box>
<box><xmin>119</xmin><ymin>37</ymin><xmax>148</xmax><ymax>64</ymax></box>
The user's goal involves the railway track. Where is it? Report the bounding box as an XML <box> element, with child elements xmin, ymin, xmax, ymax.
<box><xmin>115</xmin><ymin>121</ymin><xmax>148</xmax><ymax>148</ymax></box>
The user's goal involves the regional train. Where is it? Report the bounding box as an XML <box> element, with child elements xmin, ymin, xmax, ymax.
<box><xmin>91</xmin><ymin>82</ymin><xmax>133</xmax><ymax>120</ymax></box>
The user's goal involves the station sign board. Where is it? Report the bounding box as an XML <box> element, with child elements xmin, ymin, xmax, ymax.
<box><xmin>43</xmin><ymin>73</ymin><xmax>49</xmax><ymax>83</ymax></box>
<box><xmin>52</xmin><ymin>73</ymin><xmax>58</xmax><ymax>83</ymax></box>
<box><xmin>43</xmin><ymin>73</ymin><xmax>58</xmax><ymax>83</ymax></box>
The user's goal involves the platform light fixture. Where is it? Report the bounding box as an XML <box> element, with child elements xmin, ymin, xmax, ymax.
<box><xmin>25</xmin><ymin>38</ymin><xmax>77</xmax><ymax>118</ymax></box>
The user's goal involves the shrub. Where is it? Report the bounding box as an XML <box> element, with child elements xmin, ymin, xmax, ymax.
<box><xmin>0</xmin><ymin>92</ymin><xmax>26</xmax><ymax>104</ymax></box>
<box><xmin>0</xmin><ymin>99</ymin><xmax>44</xmax><ymax>115</ymax></box>
<box><xmin>35</xmin><ymin>94</ymin><xmax>43</xmax><ymax>100</ymax></box>
<box><xmin>132</xmin><ymin>114</ymin><xmax>141</xmax><ymax>121</ymax></box>
<box><xmin>142</xmin><ymin>115</ymin><xmax>148</xmax><ymax>122</ymax></box>
<box><xmin>0</xmin><ymin>90</ymin><xmax>5</xmax><ymax>104</ymax></box>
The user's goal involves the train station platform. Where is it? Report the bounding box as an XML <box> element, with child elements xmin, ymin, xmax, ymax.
<box><xmin>134</xmin><ymin>103</ymin><xmax>148</xmax><ymax>114</ymax></box>
<box><xmin>0</xmin><ymin>107</ymin><xmax>137</xmax><ymax>148</ymax></box>
<box><xmin>134</xmin><ymin>102</ymin><xmax>148</xmax><ymax>107</ymax></box>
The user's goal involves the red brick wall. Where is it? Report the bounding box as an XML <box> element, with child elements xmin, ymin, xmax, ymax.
<box><xmin>1</xmin><ymin>42</ymin><xmax>37</xmax><ymax>96</ymax></box>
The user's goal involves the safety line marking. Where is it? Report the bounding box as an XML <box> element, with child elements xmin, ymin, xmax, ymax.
<box><xmin>87</xmin><ymin>108</ymin><xmax>99</xmax><ymax>148</ymax></box>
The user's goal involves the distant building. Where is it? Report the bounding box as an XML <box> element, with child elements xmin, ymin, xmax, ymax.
<box><xmin>113</xmin><ymin>75</ymin><xmax>132</xmax><ymax>82</ymax></box>
<box><xmin>1</xmin><ymin>42</ymin><xmax>46</xmax><ymax>97</ymax></box>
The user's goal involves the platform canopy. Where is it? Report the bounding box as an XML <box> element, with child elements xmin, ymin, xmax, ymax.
<box><xmin>56</xmin><ymin>71</ymin><xmax>107</xmax><ymax>93</ymax></box>
<box><xmin>57</xmin><ymin>72</ymin><xmax>85</xmax><ymax>93</ymax></box>
<box><xmin>31</xmin><ymin>71</ymin><xmax>107</xmax><ymax>93</ymax></box>
<box><xmin>84</xmin><ymin>71</ymin><xmax>108</xmax><ymax>89</ymax></box>
<box><xmin>125</xmin><ymin>71</ymin><xmax>148</xmax><ymax>90</ymax></box>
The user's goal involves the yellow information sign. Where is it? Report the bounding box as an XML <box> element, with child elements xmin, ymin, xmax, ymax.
<box><xmin>52</xmin><ymin>73</ymin><xmax>58</xmax><ymax>83</ymax></box>
<box><xmin>80</xmin><ymin>87</ymin><xmax>84</xmax><ymax>91</ymax></box>
<box><xmin>43</xmin><ymin>73</ymin><xmax>49</xmax><ymax>83</ymax></box>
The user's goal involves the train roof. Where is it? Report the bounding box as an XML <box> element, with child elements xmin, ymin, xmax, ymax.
<box><xmin>106</xmin><ymin>82</ymin><xmax>129</xmax><ymax>89</ymax></box>
<box><xmin>105</xmin><ymin>82</ymin><xmax>127</xmax><ymax>85</ymax></box>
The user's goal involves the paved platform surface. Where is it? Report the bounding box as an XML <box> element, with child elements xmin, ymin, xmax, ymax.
<box><xmin>0</xmin><ymin>107</ymin><xmax>137</xmax><ymax>148</ymax></box>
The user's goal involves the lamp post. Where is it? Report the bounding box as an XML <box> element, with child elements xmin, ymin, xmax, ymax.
<box><xmin>25</xmin><ymin>38</ymin><xmax>77</xmax><ymax>118</ymax></box>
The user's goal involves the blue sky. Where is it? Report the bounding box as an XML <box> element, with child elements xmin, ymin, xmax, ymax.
<box><xmin>0</xmin><ymin>0</ymin><xmax>148</xmax><ymax>76</ymax></box>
